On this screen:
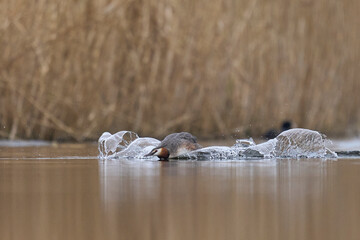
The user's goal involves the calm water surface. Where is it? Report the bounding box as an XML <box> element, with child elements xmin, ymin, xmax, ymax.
<box><xmin>1</xmin><ymin>144</ymin><xmax>360</xmax><ymax>240</ymax></box>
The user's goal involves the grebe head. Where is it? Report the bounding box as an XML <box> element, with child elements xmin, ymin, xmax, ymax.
<box><xmin>281</xmin><ymin>120</ymin><xmax>292</xmax><ymax>131</ymax></box>
<box><xmin>145</xmin><ymin>147</ymin><xmax>170</xmax><ymax>160</ymax></box>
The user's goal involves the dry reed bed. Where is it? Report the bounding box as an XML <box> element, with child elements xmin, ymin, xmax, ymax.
<box><xmin>0</xmin><ymin>0</ymin><xmax>359</xmax><ymax>141</ymax></box>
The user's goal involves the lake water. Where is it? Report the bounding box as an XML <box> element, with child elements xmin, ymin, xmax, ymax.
<box><xmin>1</xmin><ymin>144</ymin><xmax>360</xmax><ymax>240</ymax></box>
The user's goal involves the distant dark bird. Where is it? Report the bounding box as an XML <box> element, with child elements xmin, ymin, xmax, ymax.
<box><xmin>263</xmin><ymin>120</ymin><xmax>293</xmax><ymax>140</ymax></box>
<box><xmin>145</xmin><ymin>132</ymin><xmax>202</xmax><ymax>160</ymax></box>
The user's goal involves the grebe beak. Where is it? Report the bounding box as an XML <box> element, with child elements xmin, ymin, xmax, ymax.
<box><xmin>144</xmin><ymin>152</ymin><xmax>153</xmax><ymax>157</ymax></box>
<box><xmin>144</xmin><ymin>148</ymin><xmax>157</xmax><ymax>157</ymax></box>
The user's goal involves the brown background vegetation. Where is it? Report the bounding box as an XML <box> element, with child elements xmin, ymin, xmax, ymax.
<box><xmin>0</xmin><ymin>0</ymin><xmax>359</xmax><ymax>141</ymax></box>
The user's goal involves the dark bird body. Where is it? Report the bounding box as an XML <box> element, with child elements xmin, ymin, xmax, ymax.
<box><xmin>263</xmin><ymin>121</ymin><xmax>293</xmax><ymax>140</ymax></box>
<box><xmin>145</xmin><ymin>132</ymin><xmax>202</xmax><ymax>160</ymax></box>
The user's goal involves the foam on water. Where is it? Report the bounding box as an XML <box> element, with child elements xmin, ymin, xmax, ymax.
<box><xmin>98</xmin><ymin>128</ymin><xmax>342</xmax><ymax>160</ymax></box>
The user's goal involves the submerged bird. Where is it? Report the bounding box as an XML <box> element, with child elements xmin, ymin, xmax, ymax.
<box><xmin>145</xmin><ymin>132</ymin><xmax>202</xmax><ymax>160</ymax></box>
<box><xmin>263</xmin><ymin>120</ymin><xmax>293</xmax><ymax>140</ymax></box>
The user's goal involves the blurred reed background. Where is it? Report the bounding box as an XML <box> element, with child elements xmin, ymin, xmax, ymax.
<box><xmin>0</xmin><ymin>0</ymin><xmax>359</xmax><ymax>141</ymax></box>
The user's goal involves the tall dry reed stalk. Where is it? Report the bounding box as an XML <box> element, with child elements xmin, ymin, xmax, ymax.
<box><xmin>0</xmin><ymin>0</ymin><xmax>359</xmax><ymax>141</ymax></box>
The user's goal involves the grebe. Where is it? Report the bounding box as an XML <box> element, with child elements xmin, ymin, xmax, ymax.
<box><xmin>145</xmin><ymin>132</ymin><xmax>202</xmax><ymax>160</ymax></box>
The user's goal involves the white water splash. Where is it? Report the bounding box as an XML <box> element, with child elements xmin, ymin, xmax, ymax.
<box><xmin>98</xmin><ymin>131</ymin><xmax>160</xmax><ymax>160</ymax></box>
<box><xmin>98</xmin><ymin>128</ymin><xmax>338</xmax><ymax>160</ymax></box>
<box><xmin>274</xmin><ymin>128</ymin><xmax>337</xmax><ymax>158</ymax></box>
<box><xmin>242</xmin><ymin>139</ymin><xmax>277</xmax><ymax>159</ymax></box>
<box><xmin>114</xmin><ymin>137</ymin><xmax>161</xmax><ymax>159</ymax></box>
<box><xmin>183</xmin><ymin>146</ymin><xmax>238</xmax><ymax>160</ymax></box>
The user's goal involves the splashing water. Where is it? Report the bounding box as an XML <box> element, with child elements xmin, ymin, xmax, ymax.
<box><xmin>98</xmin><ymin>131</ymin><xmax>160</xmax><ymax>159</ymax></box>
<box><xmin>183</xmin><ymin>146</ymin><xmax>238</xmax><ymax>160</ymax></box>
<box><xmin>241</xmin><ymin>129</ymin><xmax>337</xmax><ymax>159</ymax></box>
<box><xmin>242</xmin><ymin>139</ymin><xmax>277</xmax><ymax>159</ymax></box>
<box><xmin>98</xmin><ymin>128</ymin><xmax>338</xmax><ymax>160</ymax></box>
<box><xmin>274</xmin><ymin>128</ymin><xmax>337</xmax><ymax>158</ymax></box>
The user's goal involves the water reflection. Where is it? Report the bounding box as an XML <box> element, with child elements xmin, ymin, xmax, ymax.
<box><xmin>99</xmin><ymin>158</ymin><xmax>360</xmax><ymax>240</ymax></box>
<box><xmin>0</xmin><ymin>158</ymin><xmax>104</xmax><ymax>240</ymax></box>
<box><xmin>1</xmin><ymin>145</ymin><xmax>360</xmax><ymax>240</ymax></box>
